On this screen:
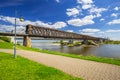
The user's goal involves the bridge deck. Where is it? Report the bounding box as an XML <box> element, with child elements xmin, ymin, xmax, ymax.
<box><xmin>0</xmin><ymin>32</ymin><xmax>100</xmax><ymax>40</ymax></box>
<box><xmin>0</xmin><ymin>32</ymin><xmax>28</xmax><ymax>37</ymax></box>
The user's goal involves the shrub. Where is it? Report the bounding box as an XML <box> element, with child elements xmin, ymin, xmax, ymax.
<box><xmin>0</xmin><ymin>36</ymin><xmax>11</xmax><ymax>42</ymax></box>
<box><xmin>74</xmin><ymin>42</ymin><xmax>81</xmax><ymax>46</ymax></box>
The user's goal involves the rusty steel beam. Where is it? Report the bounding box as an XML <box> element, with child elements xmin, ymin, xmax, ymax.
<box><xmin>0</xmin><ymin>25</ymin><xmax>101</xmax><ymax>41</ymax></box>
<box><xmin>26</xmin><ymin>24</ymin><xmax>99</xmax><ymax>40</ymax></box>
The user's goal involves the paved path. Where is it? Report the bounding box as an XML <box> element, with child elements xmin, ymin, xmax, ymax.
<box><xmin>0</xmin><ymin>49</ymin><xmax>120</xmax><ymax>80</ymax></box>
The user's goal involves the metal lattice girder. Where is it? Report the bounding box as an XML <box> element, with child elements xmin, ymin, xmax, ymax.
<box><xmin>25</xmin><ymin>24</ymin><xmax>100</xmax><ymax>40</ymax></box>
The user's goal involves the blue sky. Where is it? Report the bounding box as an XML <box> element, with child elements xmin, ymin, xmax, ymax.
<box><xmin>0</xmin><ymin>0</ymin><xmax>120</xmax><ymax>40</ymax></box>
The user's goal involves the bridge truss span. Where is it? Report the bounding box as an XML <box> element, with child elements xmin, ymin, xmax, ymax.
<box><xmin>0</xmin><ymin>24</ymin><xmax>106</xmax><ymax>47</ymax></box>
<box><xmin>26</xmin><ymin>24</ymin><xmax>98</xmax><ymax>40</ymax></box>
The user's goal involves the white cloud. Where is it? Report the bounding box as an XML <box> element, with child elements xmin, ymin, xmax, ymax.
<box><xmin>89</xmin><ymin>7</ymin><xmax>107</xmax><ymax>17</ymax></box>
<box><xmin>66</xmin><ymin>30</ymin><xmax>74</xmax><ymax>32</ymax></box>
<box><xmin>51</xmin><ymin>22</ymin><xmax>67</xmax><ymax>29</ymax></box>
<box><xmin>67</xmin><ymin>15</ymin><xmax>95</xmax><ymax>27</ymax></box>
<box><xmin>106</xmin><ymin>29</ymin><xmax>120</xmax><ymax>33</ymax></box>
<box><xmin>90</xmin><ymin>7</ymin><xmax>107</xmax><ymax>13</ymax></box>
<box><xmin>66</xmin><ymin>8</ymin><xmax>80</xmax><ymax>17</ymax></box>
<box><xmin>0</xmin><ymin>25</ymin><xmax>13</xmax><ymax>32</ymax></box>
<box><xmin>77</xmin><ymin>0</ymin><xmax>93</xmax><ymax>4</ymax></box>
<box><xmin>98</xmin><ymin>31</ymin><xmax>105</xmax><ymax>34</ymax></box>
<box><xmin>100</xmin><ymin>18</ymin><xmax>105</xmax><ymax>21</ymax></box>
<box><xmin>77</xmin><ymin>0</ymin><xmax>93</xmax><ymax>9</ymax></box>
<box><xmin>0</xmin><ymin>24</ymin><xmax>25</xmax><ymax>33</ymax></box>
<box><xmin>111</xmin><ymin>13</ymin><xmax>118</xmax><ymax>17</ymax></box>
<box><xmin>114</xmin><ymin>7</ymin><xmax>120</xmax><ymax>11</ymax></box>
<box><xmin>66</xmin><ymin>1</ymin><xmax>107</xmax><ymax>27</ymax></box>
<box><xmin>55</xmin><ymin>0</ymin><xmax>60</xmax><ymax>3</ymax></box>
<box><xmin>82</xmin><ymin>4</ymin><xmax>92</xmax><ymax>10</ymax></box>
<box><xmin>0</xmin><ymin>15</ymin><xmax>67</xmax><ymax>29</ymax></box>
<box><xmin>80</xmin><ymin>32</ymin><xmax>94</xmax><ymax>35</ymax></box>
<box><xmin>107</xmin><ymin>19</ymin><xmax>120</xmax><ymax>25</ymax></box>
<box><xmin>80</xmin><ymin>28</ymin><xmax>100</xmax><ymax>33</ymax></box>
<box><xmin>0</xmin><ymin>16</ymin><xmax>15</xmax><ymax>24</ymax></box>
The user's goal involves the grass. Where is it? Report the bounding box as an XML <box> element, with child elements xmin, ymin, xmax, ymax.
<box><xmin>0</xmin><ymin>42</ymin><xmax>14</xmax><ymax>49</ymax></box>
<box><xmin>0</xmin><ymin>36</ymin><xmax>11</xmax><ymax>42</ymax></box>
<box><xmin>0</xmin><ymin>42</ymin><xmax>120</xmax><ymax>66</ymax></box>
<box><xmin>104</xmin><ymin>40</ymin><xmax>120</xmax><ymax>44</ymax></box>
<box><xmin>0</xmin><ymin>52</ymin><xmax>82</xmax><ymax>80</ymax></box>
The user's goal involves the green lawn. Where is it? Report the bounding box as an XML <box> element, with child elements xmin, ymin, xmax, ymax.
<box><xmin>0</xmin><ymin>42</ymin><xmax>14</xmax><ymax>49</ymax></box>
<box><xmin>0</xmin><ymin>52</ymin><xmax>82</xmax><ymax>80</ymax></box>
<box><xmin>0</xmin><ymin>42</ymin><xmax>120</xmax><ymax>66</ymax></box>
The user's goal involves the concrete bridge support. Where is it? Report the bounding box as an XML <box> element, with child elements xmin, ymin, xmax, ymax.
<box><xmin>96</xmin><ymin>39</ymin><xmax>106</xmax><ymax>44</ymax></box>
<box><xmin>69</xmin><ymin>40</ymin><xmax>74</xmax><ymax>44</ymax></box>
<box><xmin>82</xmin><ymin>40</ymin><xmax>89</xmax><ymax>45</ymax></box>
<box><xmin>23</xmin><ymin>36</ymin><xmax>31</xmax><ymax>47</ymax></box>
<box><xmin>23</xmin><ymin>24</ymin><xmax>32</xmax><ymax>47</ymax></box>
<box><xmin>98</xmin><ymin>39</ymin><xmax>103</xmax><ymax>43</ymax></box>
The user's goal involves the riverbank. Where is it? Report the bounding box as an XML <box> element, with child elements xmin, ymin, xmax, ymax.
<box><xmin>1</xmin><ymin>49</ymin><xmax>120</xmax><ymax>80</ymax></box>
<box><xmin>19</xmin><ymin>46</ymin><xmax>120</xmax><ymax>66</ymax></box>
<box><xmin>104</xmin><ymin>40</ymin><xmax>120</xmax><ymax>44</ymax></box>
<box><xmin>0</xmin><ymin>52</ymin><xmax>81</xmax><ymax>80</ymax></box>
<box><xmin>0</xmin><ymin>42</ymin><xmax>120</xmax><ymax>66</ymax></box>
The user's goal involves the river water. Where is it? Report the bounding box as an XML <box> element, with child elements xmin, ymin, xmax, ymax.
<box><xmin>18</xmin><ymin>40</ymin><xmax>120</xmax><ymax>59</ymax></box>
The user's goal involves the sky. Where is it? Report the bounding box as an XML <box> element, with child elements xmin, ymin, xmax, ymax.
<box><xmin>0</xmin><ymin>0</ymin><xmax>120</xmax><ymax>40</ymax></box>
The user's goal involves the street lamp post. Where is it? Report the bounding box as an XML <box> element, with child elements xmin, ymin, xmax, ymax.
<box><xmin>14</xmin><ymin>10</ymin><xmax>17</xmax><ymax>58</ymax></box>
<box><xmin>14</xmin><ymin>10</ymin><xmax>24</xmax><ymax>58</ymax></box>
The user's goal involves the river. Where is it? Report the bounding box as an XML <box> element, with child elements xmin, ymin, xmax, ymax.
<box><xmin>18</xmin><ymin>40</ymin><xmax>120</xmax><ymax>59</ymax></box>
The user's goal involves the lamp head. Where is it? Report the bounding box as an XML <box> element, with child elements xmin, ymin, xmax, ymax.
<box><xmin>19</xmin><ymin>17</ymin><xmax>24</xmax><ymax>22</ymax></box>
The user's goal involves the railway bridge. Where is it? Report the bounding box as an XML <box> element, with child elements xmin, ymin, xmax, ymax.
<box><xmin>0</xmin><ymin>24</ymin><xmax>106</xmax><ymax>47</ymax></box>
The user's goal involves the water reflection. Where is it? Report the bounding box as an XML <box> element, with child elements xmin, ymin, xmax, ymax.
<box><xmin>31</xmin><ymin>42</ymin><xmax>120</xmax><ymax>59</ymax></box>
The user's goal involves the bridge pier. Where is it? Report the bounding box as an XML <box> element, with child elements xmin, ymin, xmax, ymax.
<box><xmin>96</xmin><ymin>39</ymin><xmax>105</xmax><ymax>44</ymax></box>
<box><xmin>98</xmin><ymin>39</ymin><xmax>103</xmax><ymax>43</ymax></box>
<box><xmin>82</xmin><ymin>40</ymin><xmax>89</xmax><ymax>45</ymax></box>
<box><xmin>69</xmin><ymin>40</ymin><xmax>74</xmax><ymax>44</ymax></box>
<box><xmin>23</xmin><ymin>24</ymin><xmax>32</xmax><ymax>47</ymax></box>
<box><xmin>23</xmin><ymin>36</ymin><xmax>31</xmax><ymax>47</ymax></box>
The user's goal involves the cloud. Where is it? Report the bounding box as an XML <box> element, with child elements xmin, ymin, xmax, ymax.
<box><xmin>89</xmin><ymin>7</ymin><xmax>107</xmax><ymax>17</ymax></box>
<box><xmin>80</xmin><ymin>32</ymin><xmax>94</xmax><ymax>35</ymax></box>
<box><xmin>111</xmin><ymin>13</ymin><xmax>118</xmax><ymax>17</ymax></box>
<box><xmin>66</xmin><ymin>30</ymin><xmax>74</xmax><ymax>32</ymax></box>
<box><xmin>0</xmin><ymin>15</ymin><xmax>67</xmax><ymax>29</ymax></box>
<box><xmin>98</xmin><ymin>31</ymin><xmax>105</xmax><ymax>34</ymax></box>
<box><xmin>0</xmin><ymin>25</ymin><xmax>14</xmax><ymax>32</ymax></box>
<box><xmin>77</xmin><ymin>0</ymin><xmax>94</xmax><ymax>9</ymax></box>
<box><xmin>0</xmin><ymin>24</ymin><xmax>25</xmax><ymax>33</ymax></box>
<box><xmin>66</xmin><ymin>2</ymin><xmax>108</xmax><ymax>27</ymax></box>
<box><xmin>51</xmin><ymin>22</ymin><xmax>67</xmax><ymax>29</ymax></box>
<box><xmin>66</xmin><ymin>8</ymin><xmax>80</xmax><ymax>17</ymax></box>
<box><xmin>82</xmin><ymin>5</ymin><xmax>93</xmax><ymax>10</ymax></box>
<box><xmin>79</xmin><ymin>29</ymin><xmax>104</xmax><ymax>37</ymax></box>
<box><xmin>67</xmin><ymin>15</ymin><xmax>95</xmax><ymax>27</ymax></box>
<box><xmin>0</xmin><ymin>15</ymin><xmax>22</xmax><ymax>25</ymax></box>
<box><xmin>100</xmin><ymin>18</ymin><xmax>105</xmax><ymax>21</ymax></box>
<box><xmin>106</xmin><ymin>29</ymin><xmax>120</xmax><ymax>33</ymax></box>
<box><xmin>107</xmin><ymin>19</ymin><xmax>120</xmax><ymax>25</ymax></box>
<box><xmin>89</xmin><ymin>7</ymin><xmax>108</xmax><ymax>13</ymax></box>
<box><xmin>114</xmin><ymin>7</ymin><xmax>120</xmax><ymax>11</ymax></box>
<box><xmin>55</xmin><ymin>0</ymin><xmax>60</xmax><ymax>3</ymax></box>
<box><xmin>80</xmin><ymin>28</ymin><xmax>100</xmax><ymax>33</ymax></box>
<box><xmin>77</xmin><ymin>0</ymin><xmax>93</xmax><ymax>4</ymax></box>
